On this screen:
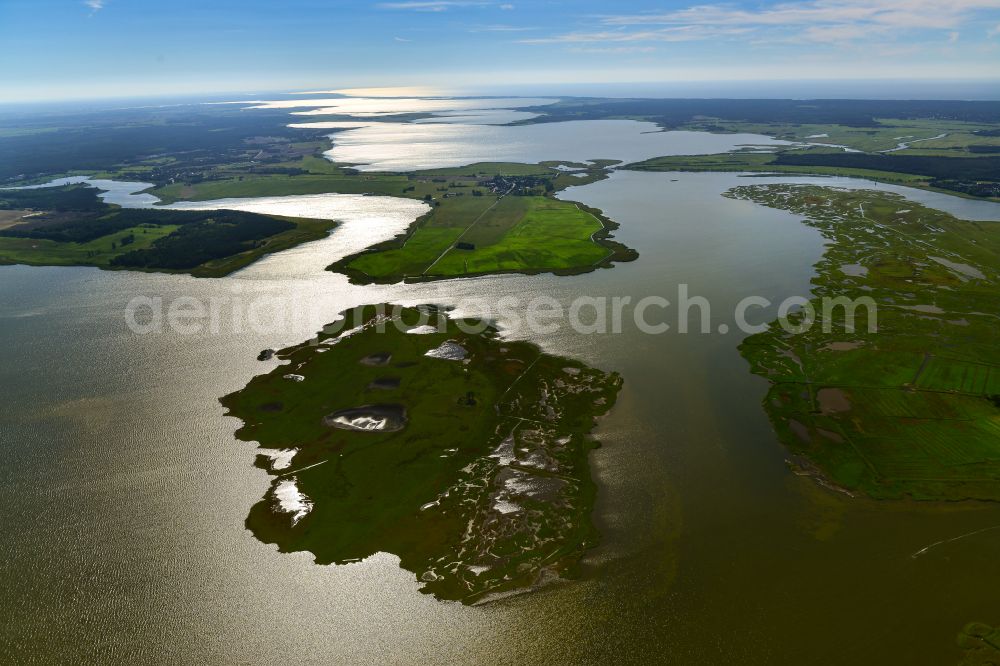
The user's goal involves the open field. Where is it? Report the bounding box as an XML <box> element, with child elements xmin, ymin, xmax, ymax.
<box><xmin>148</xmin><ymin>160</ymin><xmax>569</xmax><ymax>204</ymax></box>
<box><xmin>220</xmin><ymin>305</ymin><xmax>622</xmax><ymax>603</ymax></box>
<box><xmin>339</xmin><ymin>193</ymin><xmax>620</xmax><ymax>282</ymax></box>
<box><xmin>729</xmin><ymin>184</ymin><xmax>1000</xmax><ymax>500</ymax></box>
<box><xmin>0</xmin><ymin>223</ymin><xmax>179</xmax><ymax>268</ymax></box>
<box><xmin>0</xmin><ymin>210</ymin><xmax>33</xmax><ymax>229</ymax></box>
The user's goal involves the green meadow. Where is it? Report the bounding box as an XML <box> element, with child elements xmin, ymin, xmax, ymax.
<box><xmin>730</xmin><ymin>184</ymin><xmax>1000</xmax><ymax>500</ymax></box>
<box><xmin>341</xmin><ymin>194</ymin><xmax>617</xmax><ymax>282</ymax></box>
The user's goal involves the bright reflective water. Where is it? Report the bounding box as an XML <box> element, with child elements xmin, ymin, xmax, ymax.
<box><xmin>243</xmin><ymin>96</ymin><xmax>557</xmax><ymax>116</ymax></box>
<box><xmin>322</xmin><ymin>121</ymin><xmax>793</xmax><ymax>171</ymax></box>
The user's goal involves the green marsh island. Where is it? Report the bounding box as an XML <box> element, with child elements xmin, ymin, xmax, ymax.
<box><xmin>958</xmin><ymin>621</ymin><xmax>1000</xmax><ymax>664</ymax></box>
<box><xmin>730</xmin><ymin>184</ymin><xmax>1000</xmax><ymax>500</ymax></box>
<box><xmin>220</xmin><ymin>305</ymin><xmax>622</xmax><ymax>603</ymax></box>
<box><xmin>329</xmin><ymin>168</ymin><xmax>633</xmax><ymax>284</ymax></box>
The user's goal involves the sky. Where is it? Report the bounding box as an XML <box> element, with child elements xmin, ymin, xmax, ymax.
<box><xmin>1</xmin><ymin>0</ymin><xmax>999</xmax><ymax>102</ymax></box>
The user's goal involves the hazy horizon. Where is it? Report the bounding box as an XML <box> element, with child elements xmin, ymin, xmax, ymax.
<box><xmin>2</xmin><ymin>0</ymin><xmax>1000</xmax><ymax>104</ymax></box>
<box><xmin>2</xmin><ymin>79</ymin><xmax>1000</xmax><ymax>109</ymax></box>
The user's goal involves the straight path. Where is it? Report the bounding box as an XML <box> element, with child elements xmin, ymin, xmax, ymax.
<box><xmin>422</xmin><ymin>183</ymin><xmax>514</xmax><ymax>275</ymax></box>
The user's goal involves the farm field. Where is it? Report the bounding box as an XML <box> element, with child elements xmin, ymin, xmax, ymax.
<box><xmin>340</xmin><ymin>194</ymin><xmax>618</xmax><ymax>282</ymax></box>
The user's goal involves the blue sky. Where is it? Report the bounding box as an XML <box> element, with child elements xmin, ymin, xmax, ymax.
<box><xmin>1</xmin><ymin>0</ymin><xmax>999</xmax><ymax>102</ymax></box>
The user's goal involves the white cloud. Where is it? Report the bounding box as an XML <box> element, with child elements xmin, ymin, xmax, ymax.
<box><xmin>603</xmin><ymin>0</ymin><xmax>1000</xmax><ymax>31</ymax></box>
<box><xmin>523</xmin><ymin>25</ymin><xmax>753</xmax><ymax>44</ymax></box>
<box><xmin>394</xmin><ymin>36</ymin><xmax>413</xmax><ymax>42</ymax></box>
<box><xmin>469</xmin><ymin>24</ymin><xmax>537</xmax><ymax>32</ymax></box>
<box><xmin>378</xmin><ymin>1</ymin><xmax>489</xmax><ymax>10</ymax></box>
<box><xmin>531</xmin><ymin>0</ymin><xmax>1000</xmax><ymax>48</ymax></box>
<box><xmin>990</xmin><ymin>22</ymin><xmax>1000</xmax><ymax>37</ymax></box>
<box><xmin>569</xmin><ymin>46</ymin><xmax>658</xmax><ymax>54</ymax></box>
<box><xmin>85</xmin><ymin>0</ymin><xmax>104</xmax><ymax>10</ymax></box>
<box><xmin>500</xmin><ymin>3</ymin><xmax>514</xmax><ymax>9</ymax></box>
<box><xmin>797</xmin><ymin>23</ymin><xmax>889</xmax><ymax>44</ymax></box>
